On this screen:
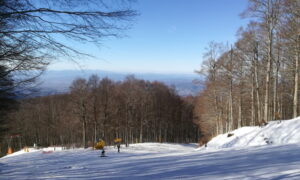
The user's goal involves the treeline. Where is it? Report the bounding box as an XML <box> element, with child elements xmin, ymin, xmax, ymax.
<box><xmin>194</xmin><ymin>0</ymin><xmax>299</xmax><ymax>138</ymax></box>
<box><xmin>3</xmin><ymin>75</ymin><xmax>198</xmax><ymax>154</ymax></box>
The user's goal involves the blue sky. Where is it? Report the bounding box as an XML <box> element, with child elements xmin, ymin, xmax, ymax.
<box><xmin>49</xmin><ymin>0</ymin><xmax>249</xmax><ymax>74</ymax></box>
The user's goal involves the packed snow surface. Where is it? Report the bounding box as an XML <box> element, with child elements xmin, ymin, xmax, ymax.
<box><xmin>2</xmin><ymin>118</ymin><xmax>300</xmax><ymax>179</ymax></box>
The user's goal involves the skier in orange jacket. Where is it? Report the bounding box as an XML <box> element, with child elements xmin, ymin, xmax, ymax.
<box><xmin>95</xmin><ymin>139</ymin><xmax>106</xmax><ymax>156</ymax></box>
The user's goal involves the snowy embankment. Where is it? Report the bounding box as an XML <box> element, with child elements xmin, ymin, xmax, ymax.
<box><xmin>2</xmin><ymin>118</ymin><xmax>300</xmax><ymax>179</ymax></box>
<box><xmin>207</xmin><ymin>117</ymin><xmax>300</xmax><ymax>149</ymax></box>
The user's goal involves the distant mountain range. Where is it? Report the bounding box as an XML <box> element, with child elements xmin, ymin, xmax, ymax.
<box><xmin>36</xmin><ymin>70</ymin><xmax>203</xmax><ymax>96</ymax></box>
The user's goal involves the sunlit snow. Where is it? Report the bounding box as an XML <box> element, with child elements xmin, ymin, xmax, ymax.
<box><xmin>2</xmin><ymin>118</ymin><xmax>300</xmax><ymax>179</ymax></box>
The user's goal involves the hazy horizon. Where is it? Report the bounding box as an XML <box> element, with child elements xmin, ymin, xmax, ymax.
<box><xmin>38</xmin><ymin>69</ymin><xmax>202</xmax><ymax>96</ymax></box>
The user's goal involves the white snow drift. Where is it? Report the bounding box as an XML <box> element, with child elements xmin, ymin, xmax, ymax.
<box><xmin>207</xmin><ymin>117</ymin><xmax>300</xmax><ymax>149</ymax></box>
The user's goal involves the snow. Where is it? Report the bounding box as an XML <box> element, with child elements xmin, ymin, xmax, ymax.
<box><xmin>207</xmin><ymin>117</ymin><xmax>300</xmax><ymax>149</ymax></box>
<box><xmin>2</xmin><ymin>118</ymin><xmax>300</xmax><ymax>179</ymax></box>
<box><xmin>4</xmin><ymin>147</ymin><xmax>65</xmax><ymax>159</ymax></box>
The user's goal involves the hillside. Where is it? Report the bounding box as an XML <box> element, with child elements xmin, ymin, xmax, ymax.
<box><xmin>2</xmin><ymin>118</ymin><xmax>300</xmax><ymax>179</ymax></box>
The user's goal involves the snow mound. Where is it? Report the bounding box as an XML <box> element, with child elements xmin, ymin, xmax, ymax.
<box><xmin>3</xmin><ymin>146</ymin><xmax>66</xmax><ymax>159</ymax></box>
<box><xmin>207</xmin><ymin>117</ymin><xmax>300</xmax><ymax>149</ymax></box>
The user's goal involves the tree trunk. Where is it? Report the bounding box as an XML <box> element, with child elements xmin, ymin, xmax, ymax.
<box><xmin>229</xmin><ymin>86</ymin><xmax>233</xmax><ymax>131</ymax></box>
<box><xmin>93</xmin><ymin>103</ymin><xmax>98</xmax><ymax>144</ymax></box>
<box><xmin>238</xmin><ymin>95</ymin><xmax>242</xmax><ymax>128</ymax></box>
<box><xmin>82</xmin><ymin>120</ymin><xmax>87</xmax><ymax>148</ymax></box>
<box><xmin>264</xmin><ymin>0</ymin><xmax>274</xmax><ymax>123</ymax></box>
<box><xmin>125</xmin><ymin>111</ymin><xmax>129</xmax><ymax>147</ymax></box>
<box><xmin>229</xmin><ymin>47</ymin><xmax>234</xmax><ymax>131</ymax></box>
<box><xmin>273</xmin><ymin>47</ymin><xmax>280</xmax><ymax>120</ymax></box>
<box><xmin>213</xmin><ymin>89</ymin><xmax>220</xmax><ymax>134</ymax></box>
<box><xmin>251</xmin><ymin>73</ymin><xmax>255</xmax><ymax>126</ymax></box>
<box><xmin>139</xmin><ymin>119</ymin><xmax>143</xmax><ymax>143</ymax></box>
<box><xmin>264</xmin><ymin>41</ymin><xmax>272</xmax><ymax>122</ymax></box>
<box><xmin>94</xmin><ymin>121</ymin><xmax>97</xmax><ymax>144</ymax></box>
<box><xmin>293</xmin><ymin>44</ymin><xmax>299</xmax><ymax>118</ymax></box>
<box><xmin>254</xmin><ymin>43</ymin><xmax>261</xmax><ymax>125</ymax></box>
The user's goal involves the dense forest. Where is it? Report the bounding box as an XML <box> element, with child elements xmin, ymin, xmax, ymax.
<box><xmin>1</xmin><ymin>75</ymin><xmax>199</xmax><ymax>156</ymax></box>
<box><xmin>194</xmin><ymin>0</ymin><xmax>299</xmax><ymax>139</ymax></box>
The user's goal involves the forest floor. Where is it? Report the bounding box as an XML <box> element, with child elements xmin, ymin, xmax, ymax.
<box><xmin>2</xmin><ymin>118</ymin><xmax>300</xmax><ymax>179</ymax></box>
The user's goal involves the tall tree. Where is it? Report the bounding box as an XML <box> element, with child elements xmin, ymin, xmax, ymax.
<box><xmin>70</xmin><ymin>78</ymin><xmax>89</xmax><ymax>148</ymax></box>
<box><xmin>280</xmin><ymin>0</ymin><xmax>300</xmax><ymax>118</ymax></box>
<box><xmin>0</xmin><ymin>65</ymin><xmax>16</xmax><ymax>142</ymax></box>
<box><xmin>87</xmin><ymin>75</ymin><xmax>100</xmax><ymax>144</ymax></box>
<box><xmin>243</xmin><ymin>0</ymin><xmax>282</xmax><ymax>122</ymax></box>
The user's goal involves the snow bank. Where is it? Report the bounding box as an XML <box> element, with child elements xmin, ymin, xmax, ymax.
<box><xmin>207</xmin><ymin>117</ymin><xmax>300</xmax><ymax>149</ymax></box>
<box><xmin>3</xmin><ymin>148</ymin><xmax>39</xmax><ymax>158</ymax></box>
<box><xmin>3</xmin><ymin>146</ymin><xmax>66</xmax><ymax>159</ymax></box>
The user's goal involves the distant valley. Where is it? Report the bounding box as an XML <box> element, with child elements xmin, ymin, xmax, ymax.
<box><xmin>36</xmin><ymin>70</ymin><xmax>202</xmax><ymax>96</ymax></box>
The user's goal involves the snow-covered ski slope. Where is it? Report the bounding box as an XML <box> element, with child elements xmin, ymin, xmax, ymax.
<box><xmin>2</xmin><ymin>118</ymin><xmax>300</xmax><ymax>179</ymax></box>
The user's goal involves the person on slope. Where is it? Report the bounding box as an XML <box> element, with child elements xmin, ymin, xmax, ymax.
<box><xmin>114</xmin><ymin>138</ymin><xmax>122</xmax><ymax>153</ymax></box>
<box><xmin>95</xmin><ymin>139</ymin><xmax>106</xmax><ymax>157</ymax></box>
